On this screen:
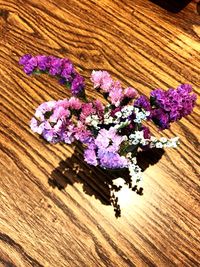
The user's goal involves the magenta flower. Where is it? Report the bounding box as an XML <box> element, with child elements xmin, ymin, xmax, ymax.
<box><xmin>68</xmin><ymin>97</ymin><xmax>82</xmax><ymax>110</ymax></box>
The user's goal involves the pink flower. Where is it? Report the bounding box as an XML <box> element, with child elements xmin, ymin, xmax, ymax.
<box><xmin>50</xmin><ymin>106</ymin><xmax>70</xmax><ymax>122</ymax></box>
<box><xmin>56</xmin><ymin>99</ymin><xmax>69</xmax><ymax>109</ymax></box>
<box><xmin>92</xmin><ymin>99</ymin><xmax>105</xmax><ymax>119</ymax></box>
<box><xmin>109</xmin><ymin>81</ymin><xmax>123</xmax><ymax>106</ymax></box>
<box><xmin>91</xmin><ymin>70</ymin><xmax>113</xmax><ymax>92</ymax></box>
<box><xmin>35</xmin><ymin>101</ymin><xmax>56</xmax><ymax>120</ymax></box>
<box><xmin>80</xmin><ymin>103</ymin><xmax>96</xmax><ymax>121</ymax></box>
<box><xmin>124</xmin><ymin>87</ymin><xmax>138</xmax><ymax>99</ymax></box>
<box><xmin>68</xmin><ymin>97</ymin><xmax>82</xmax><ymax>110</ymax></box>
<box><xmin>74</xmin><ymin>122</ymin><xmax>93</xmax><ymax>144</ymax></box>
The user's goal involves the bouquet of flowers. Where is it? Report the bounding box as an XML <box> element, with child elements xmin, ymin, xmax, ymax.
<box><xmin>19</xmin><ymin>55</ymin><xmax>197</xmax><ymax>188</ymax></box>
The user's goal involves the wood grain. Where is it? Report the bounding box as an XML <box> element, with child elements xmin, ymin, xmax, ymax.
<box><xmin>0</xmin><ymin>0</ymin><xmax>200</xmax><ymax>266</ymax></box>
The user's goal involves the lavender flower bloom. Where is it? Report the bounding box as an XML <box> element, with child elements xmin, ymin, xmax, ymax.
<box><xmin>95</xmin><ymin>127</ymin><xmax>125</xmax><ymax>153</ymax></box>
<box><xmin>35</xmin><ymin>55</ymin><xmax>48</xmax><ymax>71</ymax></box>
<box><xmin>134</xmin><ymin>95</ymin><xmax>151</xmax><ymax>111</ymax></box>
<box><xmin>84</xmin><ymin>148</ymin><xmax>98</xmax><ymax>166</ymax></box>
<box><xmin>19</xmin><ymin>54</ymin><xmax>32</xmax><ymax>65</ymax></box>
<box><xmin>150</xmin><ymin>84</ymin><xmax>197</xmax><ymax>129</ymax></box>
<box><xmin>98</xmin><ymin>149</ymin><xmax>128</xmax><ymax>169</ymax></box>
<box><xmin>19</xmin><ymin>55</ymin><xmax>85</xmax><ymax>95</ymax></box>
<box><xmin>71</xmin><ymin>73</ymin><xmax>85</xmax><ymax>96</ymax></box>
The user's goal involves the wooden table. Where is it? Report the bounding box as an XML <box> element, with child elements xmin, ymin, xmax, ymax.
<box><xmin>0</xmin><ymin>0</ymin><xmax>199</xmax><ymax>266</ymax></box>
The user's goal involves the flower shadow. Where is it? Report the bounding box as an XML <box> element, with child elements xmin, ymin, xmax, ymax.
<box><xmin>48</xmin><ymin>146</ymin><xmax>164</xmax><ymax>218</ymax></box>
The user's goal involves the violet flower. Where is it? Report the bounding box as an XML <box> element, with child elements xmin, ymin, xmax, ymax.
<box><xmin>150</xmin><ymin>84</ymin><xmax>197</xmax><ymax>129</ymax></box>
<box><xmin>19</xmin><ymin>54</ymin><xmax>85</xmax><ymax>96</ymax></box>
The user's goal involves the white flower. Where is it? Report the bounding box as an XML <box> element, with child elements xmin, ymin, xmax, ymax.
<box><xmin>150</xmin><ymin>136</ymin><xmax>157</xmax><ymax>142</ymax></box>
<box><xmin>150</xmin><ymin>136</ymin><xmax>180</xmax><ymax>148</ymax></box>
<box><xmin>115</xmin><ymin>111</ymin><xmax>122</xmax><ymax>118</ymax></box>
<box><xmin>155</xmin><ymin>142</ymin><xmax>163</xmax><ymax>148</ymax></box>
<box><xmin>121</xmin><ymin>106</ymin><xmax>134</xmax><ymax>118</ymax></box>
<box><xmin>133</xmin><ymin>108</ymin><xmax>149</xmax><ymax>123</ymax></box>
<box><xmin>129</xmin><ymin>130</ymin><xmax>147</xmax><ymax>145</ymax></box>
<box><xmin>160</xmin><ymin>137</ymin><xmax>167</xmax><ymax>143</ymax></box>
<box><xmin>85</xmin><ymin>115</ymin><xmax>100</xmax><ymax>129</ymax></box>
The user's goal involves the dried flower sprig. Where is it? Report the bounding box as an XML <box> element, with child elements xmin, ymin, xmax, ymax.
<box><xmin>19</xmin><ymin>54</ymin><xmax>85</xmax><ymax>96</ymax></box>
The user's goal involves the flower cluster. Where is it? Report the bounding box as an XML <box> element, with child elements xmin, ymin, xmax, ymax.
<box><xmin>19</xmin><ymin>54</ymin><xmax>85</xmax><ymax>96</ymax></box>
<box><xmin>20</xmin><ymin>55</ymin><xmax>197</xmax><ymax>188</ymax></box>
<box><xmin>135</xmin><ymin>84</ymin><xmax>197</xmax><ymax>129</ymax></box>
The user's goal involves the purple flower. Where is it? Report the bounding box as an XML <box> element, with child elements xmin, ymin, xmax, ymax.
<box><xmin>23</xmin><ymin>64</ymin><xmax>35</xmax><ymax>75</ymax></box>
<box><xmin>61</xmin><ymin>59</ymin><xmax>74</xmax><ymax>80</ymax></box>
<box><xmin>150</xmin><ymin>85</ymin><xmax>197</xmax><ymax>129</ymax></box>
<box><xmin>150</xmin><ymin>89</ymin><xmax>165</xmax><ymax>103</ymax></box>
<box><xmin>36</xmin><ymin>55</ymin><xmax>48</xmax><ymax>71</ymax></box>
<box><xmin>49</xmin><ymin>58</ymin><xmax>63</xmax><ymax>76</ymax></box>
<box><xmin>134</xmin><ymin>95</ymin><xmax>151</xmax><ymax>111</ymax></box>
<box><xmin>151</xmin><ymin>109</ymin><xmax>170</xmax><ymax>130</ymax></box>
<box><xmin>19</xmin><ymin>55</ymin><xmax>38</xmax><ymax>75</ymax></box>
<box><xmin>71</xmin><ymin>73</ymin><xmax>85</xmax><ymax>96</ymax></box>
<box><xmin>98</xmin><ymin>150</ymin><xmax>128</xmax><ymax>169</ymax></box>
<box><xmin>19</xmin><ymin>54</ymin><xmax>32</xmax><ymax>65</ymax></box>
<box><xmin>142</xmin><ymin>126</ymin><xmax>151</xmax><ymax>139</ymax></box>
<box><xmin>84</xmin><ymin>148</ymin><xmax>98</xmax><ymax>166</ymax></box>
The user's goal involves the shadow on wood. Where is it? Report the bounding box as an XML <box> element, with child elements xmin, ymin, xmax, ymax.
<box><xmin>48</xmin><ymin>145</ymin><xmax>164</xmax><ymax>218</ymax></box>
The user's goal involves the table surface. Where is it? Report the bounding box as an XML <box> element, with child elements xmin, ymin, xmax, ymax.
<box><xmin>0</xmin><ymin>0</ymin><xmax>199</xmax><ymax>266</ymax></box>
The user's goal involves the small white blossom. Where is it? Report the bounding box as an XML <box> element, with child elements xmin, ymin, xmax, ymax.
<box><xmin>155</xmin><ymin>142</ymin><xmax>163</xmax><ymax>148</ymax></box>
<box><xmin>160</xmin><ymin>137</ymin><xmax>167</xmax><ymax>143</ymax></box>
<box><xmin>115</xmin><ymin>111</ymin><xmax>122</xmax><ymax>118</ymax></box>
<box><xmin>129</xmin><ymin>130</ymin><xmax>147</xmax><ymax>146</ymax></box>
<box><xmin>85</xmin><ymin>115</ymin><xmax>100</xmax><ymax>129</ymax></box>
<box><xmin>150</xmin><ymin>136</ymin><xmax>180</xmax><ymax>148</ymax></box>
<box><xmin>121</xmin><ymin>106</ymin><xmax>134</xmax><ymax>118</ymax></box>
<box><xmin>133</xmin><ymin>108</ymin><xmax>150</xmax><ymax>123</ymax></box>
<box><xmin>128</xmin><ymin>156</ymin><xmax>143</xmax><ymax>186</ymax></box>
<box><xmin>150</xmin><ymin>136</ymin><xmax>157</xmax><ymax>142</ymax></box>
